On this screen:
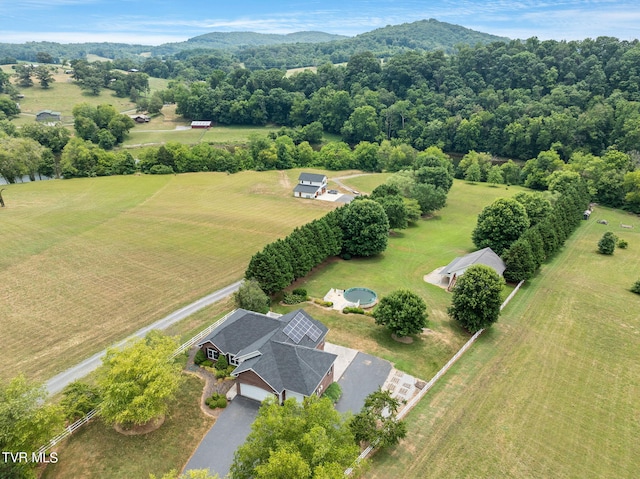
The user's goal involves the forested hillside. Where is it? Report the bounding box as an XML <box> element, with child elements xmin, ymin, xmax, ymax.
<box><xmin>0</xmin><ymin>19</ymin><xmax>504</xmax><ymax>66</ymax></box>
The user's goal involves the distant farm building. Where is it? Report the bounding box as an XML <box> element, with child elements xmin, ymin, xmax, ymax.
<box><xmin>442</xmin><ymin>247</ymin><xmax>506</xmax><ymax>290</ymax></box>
<box><xmin>35</xmin><ymin>110</ymin><xmax>61</xmax><ymax>122</ymax></box>
<box><xmin>130</xmin><ymin>114</ymin><xmax>150</xmax><ymax>123</ymax></box>
<box><xmin>191</xmin><ymin>120</ymin><xmax>212</xmax><ymax>129</ymax></box>
<box><xmin>293</xmin><ymin>173</ymin><xmax>328</xmax><ymax>199</ymax></box>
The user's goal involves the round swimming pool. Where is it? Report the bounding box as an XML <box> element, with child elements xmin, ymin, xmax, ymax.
<box><xmin>344</xmin><ymin>287</ymin><xmax>378</xmax><ymax>308</ymax></box>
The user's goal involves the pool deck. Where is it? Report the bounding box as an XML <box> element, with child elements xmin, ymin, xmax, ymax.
<box><xmin>323</xmin><ymin>288</ymin><xmax>377</xmax><ymax>310</ymax></box>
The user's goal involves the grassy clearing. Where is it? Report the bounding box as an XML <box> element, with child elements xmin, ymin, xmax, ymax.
<box><xmin>368</xmin><ymin>207</ymin><xmax>640</xmax><ymax>478</ymax></box>
<box><xmin>273</xmin><ymin>179</ymin><xmax>526</xmax><ymax>380</ymax></box>
<box><xmin>40</xmin><ymin>374</ymin><xmax>214</xmax><ymax>479</ymax></box>
<box><xmin>122</xmin><ymin>125</ymin><xmax>282</xmax><ymax>147</ymax></box>
<box><xmin>0</xmin><ymin>170</ymin><xmax>337</xmax><ymax>382</ymax></box>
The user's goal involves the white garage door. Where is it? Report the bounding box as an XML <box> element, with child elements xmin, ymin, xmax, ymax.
<box><xmin>286</xmin><ymin>391</ymin><xmax>305</xmax><ymax>402</ymax></box>
<box><xmin>239</xmin><ymin>383</ymin><xmax>276</xmax><ymax>402</ymax></box>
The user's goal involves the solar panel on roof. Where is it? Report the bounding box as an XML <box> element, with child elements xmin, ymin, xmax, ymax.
<box><xmin>307</xmin><ymin>324</ymin><xmax>322</xmax><ymax>342</ymax></box>
<box><xmin>283</xmin><ymin>312</ymin><xmax>323</xmax><ymax>344</ymax></box>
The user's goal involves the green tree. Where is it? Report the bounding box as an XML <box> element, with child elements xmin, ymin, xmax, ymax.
<box><xmin>502</xmin><ymin>238</ymin><xmax>536</xmax><ymax>282</ymax></box>
<box><xmin>98</xmin><ymin>331</ymin><xmax>182</xmax><ymax>429</ymax></box>
<box><xmin>60</xmin><ymin>381</ymin><xmax>101</xmax><ymax>422</ymax></box>
<box><xmin>472</xmin><ymin>198</ymin><xmax>530</xmax><ymax>255</ymax></box>
<box><xmin>341</xmin><ymin>105</ymin><xmax>380</xmax><ymax>143</ymax></box>
<box><xmin>0</xmin><ymin>375</ymin><xmax>64</xmax><ymax>458</ymax></box>
<box><xmin>464</xmin><ymin>162</ymin><xmax>482</xmax><ymax>182</ymax></box>
<box><xmin>597</xmin><ymin>231</ymin><xmax>617</xmax><ymax>255</ymax></box>
<box><xmin>353</xmin><ymin>141</ymin><xmax>380</xmax><ymax>171</ymax></box>
<box><xmin>349</xmin><ymin>389</ymin><xmax>407</xmax><ymax>448</ymax></box>
<box><xmin>500</xmin><ymin>159</ymin><xmax>521</xmax><ymax>185</ymax></box>
<box><xmin>0</xmin><ymin>97</ymin><xmax>20</xmax><ymax>118</ymax></box>
<box><xmin>340</xmin><ymin>199</ymin><xmax>389</xmax><ymax>257</ymax></box>
<box><xmin>374</xmin><ymin>195</ymin><xmax>408</xmax><ymax>230</ymax></box>
<box><xmin>513</xmin><ymin>192</ymin><xmax>552</xmax><ymax>226</ymax></box>
<box><xmin>448</xmin><ymin>264</ymin><xmax>505</xmax><ymax>333</ymax></box>
<box><xmin>14</xmin><ymin>64</ymin><xmax>33</xmax><ymax>87</ymax></box>
<box><xmin>373</xmin><ymin>289</ymin><xmax>428</xmax><ymax>337</ymax></box>
<box><xmin>487</xmin><ymin>165</ymin><xmax>504</xmax><ymax>185</ymax></box>
<box><xmin>631</xmin><ymin>280</ymin><xmax>640</xmax><ymax>295</ymax></box>
<box><xmin>623</xmin><ymin>171</ymin><xmax>640</xmax><ymax>213</ymax></box>
<box><xmin>34</xmin><ymin>65</ymin><xmax>55</xmax><ymax>89</ymax></box>
<box><xmin>411</xmin><ymin>183</ymin><xmax>447</xmax><ymax>215</ymax></box>
<box><xmin>233</xmin><ymin>280</ymin><xmax>270</xmax><ymax>313</ymax></box>
<box><xmin>230</xmin><ymin>396</ymin><xmax>359</xmax><ymax>479</ymax></box>
<box><xmin>414</xmin><ymin>166</ymin><xmax>454</xmax><ymax>192</ymax></box>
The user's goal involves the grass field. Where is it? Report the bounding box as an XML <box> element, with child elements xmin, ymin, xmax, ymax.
<box><xmin>0</xmin><ymin>170</ymin><xmax>336</xmax><ymax>382</ymax></box>
<box><xmin>122</xmin><ymin>125</ymin><xmax>282</xmax><ymax>148</ymax></box>
<box><xmin>1</xmin><ymin>64</ymin><xmax>168</xmax><ymax>127</ymax></box>
<box><xmin>271</xmin><ymin>178</ymin><xmax>525</xmax><ymax>380</ymax></box>
<box><xmin>368</xmin><ymin>207</ymin><xmax>640</xmax><ymax>478</ymax></box>
<box><xmin>40</xmin><ymin>374</ymin><xmax>214</xmax><ymax>479</ymax></box>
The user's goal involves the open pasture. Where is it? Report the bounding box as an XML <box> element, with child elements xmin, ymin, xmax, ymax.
<box><xmin>368</xmin><ymin>207</ymin><xmax>640</xmax><ymax>478</ymax></box>
<box><xmin>0</xmin><ymin>170</ymin><xmax>335</xmax><ymax>382</ymax></box>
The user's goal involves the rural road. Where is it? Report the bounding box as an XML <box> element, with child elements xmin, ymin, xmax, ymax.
<box><xmin>45</xmin><ymin>280</ymin><xmax>244</xmax><ymax>396</ymax></box>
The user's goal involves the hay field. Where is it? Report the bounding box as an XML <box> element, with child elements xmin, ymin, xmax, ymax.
<box><xmin>369</xmin><ymin>207</ymin><xmax>640</xmax><ymax>478</ymax></box>
<box><xmin>0</xmin><ymin>170</ymin><xmax>335</xmax><ymax>382</ymax></box>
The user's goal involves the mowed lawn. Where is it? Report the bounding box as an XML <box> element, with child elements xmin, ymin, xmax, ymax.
<box><xmin>0</xmin><ymin>170</ymin><xmax>335</xmax><ymax>382</ymax></box>
<box><xmin>368</xmin><ymin>207</ymin><xmax>640</xmax><ymax>478</ymax></box>
<box><xmin>40</xmin><ymin>374</ymin><xmax>214</xmax><ymax>479</ymax></box>
<box><xmin>274</xmin><ymin>179</ymin><xmax>526</xmax><ymax>380</ymax></box>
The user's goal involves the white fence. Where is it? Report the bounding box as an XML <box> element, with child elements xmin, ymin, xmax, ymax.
<box><xmin>36</xmin><ymin>309</ymin><xmax>238</xmax><ymax>456</ymax></box>
<box><xmin>345</xmin><ymin>280</ymin><xmax>525</xmax><ymax>475</ymax></box>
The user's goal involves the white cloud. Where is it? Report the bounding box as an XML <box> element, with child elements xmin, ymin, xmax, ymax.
<box><xmin>0</xmin><ymin>31</ymin><xmax>187</xmax><ymax>46</ymax></box>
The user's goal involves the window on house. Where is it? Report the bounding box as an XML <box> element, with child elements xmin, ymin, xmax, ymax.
<box><xmin>206</xmin><ymin>348</ymin><xmax>219</xmax><ymax>360</ymax></box>
<box><xmin>228</xmin><ymin>354</ymin><xmax>239</xmax><ymax>366</ymax></box>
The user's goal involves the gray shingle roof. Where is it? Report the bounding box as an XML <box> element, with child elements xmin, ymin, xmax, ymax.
<box><xmin>442</xmin><ymin>247</ymin><xmax>506</xmax><ymax>276</ymax></box>
<box><xmin>298</xmin><ymin>173</ymin><xmax>326</xmax><ymax>183</ymax></box>
<box><xmin>199</xmin><ymin>309</ymin><xmax>334</xmax><ymax>396</ymax></box>
<box><xmin>293</xmin><ymin>184</ymin><xmax>322</xmax><ymax>194</ymax></box>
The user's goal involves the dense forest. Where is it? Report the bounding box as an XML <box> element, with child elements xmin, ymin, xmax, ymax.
<box><xmin>164</xmin><ymin>37</ymin><xmax>640</xmax><ymax>162</ymax></box>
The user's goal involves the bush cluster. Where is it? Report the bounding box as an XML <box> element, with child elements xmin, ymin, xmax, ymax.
<box><xmin>283</xmin><ymin>288</ymin><xmax>309</xmax><ymax>304</ymax></box>
<box><xmin>313</xmin><ymin>299</ymin><xmax>333</xmax><ymax>307</ymax></box>
<box><xmin>342</xmin><ymin>306</ymin><xmax>365</xmax><ymax>315</ymax></box>
<box><xmin>631</xmin><ymin>280</ymin><xmax>640</xmax><ymax>295</ymax></box>
<box><xmin>322</xmin><ymin>382</ymin><xmax>343</xmax><ymax>403</ymax></box>
<box><xmin>193</xmin><ymin>349</ymin><xmax>207</xmax><ymax>366</ymax></box>
<box><xmin>205</xmin><ymin>393</ymin><xmax>227</xmax><ymax>409</ymax></box>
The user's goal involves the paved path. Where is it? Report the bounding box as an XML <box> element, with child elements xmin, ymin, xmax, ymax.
<box><xmin>45</xmin><ymin>280</ymin><xmax>244</xmax><ymax>395</ymax></box>
<box><xmin>335</xmin><ymin>352</ymin><xmax>392</xmax><ymax>414</ymax></box>
<box><xmin>183</xmin><ymin>396</ymin><xmax>260</xmax><ymax>477</ymax></box>
<box><xmin>330</xmin><ymin>173</ymin><xmax>373</xmax><ymax>195</ymax></box>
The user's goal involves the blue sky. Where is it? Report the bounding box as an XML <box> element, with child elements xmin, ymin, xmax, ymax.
<box><xmin>0</xmin><ymin>0</ymin><xmax>639</xmax><ymax>45</ymax></box>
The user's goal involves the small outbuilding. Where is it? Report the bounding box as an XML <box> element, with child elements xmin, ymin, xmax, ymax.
<box><xmin>191</xmin><ymin>120</ymin><xmax>212</xmax><ymax>129</ymax></box>
<box><xmin>583</xmin><ymin>210</ymin><xmax>591</xmax><ymax>220</ymax></box>
<box><xmin>442</xmin><ymin>247</ymin><xmax>506</xmax><ymax>290</ymax></box>
<box><xmin>36</xmin><ymin>110</ymin><xmax>61</xmax><ymax>122</ymax></box>
<box><xmin>130</xmin><ymin>114</ymin><xmax>150</xmax><ymax>123</ymax></box>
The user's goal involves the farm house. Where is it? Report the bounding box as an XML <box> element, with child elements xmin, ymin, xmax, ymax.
<box><xmin>293</xmin><ymin>173</ymin><xmax>328</xmax><ymax>199</ymax></box>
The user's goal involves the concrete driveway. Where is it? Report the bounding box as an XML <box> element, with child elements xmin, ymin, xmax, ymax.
<box><xmin>335</xmin><ymin>352</ymin><xmax>392</xmax><ymax>414</ymax></box>
<box><xmin>183</xmin><ymin>396</ymin><xmax>260</xmax><ymax>477</ymax></box>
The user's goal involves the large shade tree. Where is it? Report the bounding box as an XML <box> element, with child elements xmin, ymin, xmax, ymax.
<box><xmin>341</xmin><ymin>199</ymin><xmax>390</xmax><ymax>257</ymax></box>
<box><xmin>373</xmin><ymin>289</ymin><xmax>428</xmax><ymax>338</ymax></box>
<box><xmin>98</xmin><ymin>331</ymin><xmax>182</xmax><ymax>429</ymax></box>
<box><xmin>448</xmin><ymin>264</ymin><xmax>505</xmax><ymax>333</ymax></box>
<box><xmin>472</xmin><ymin>197</ymin><xmax>530</xmax><ymax>255</ymax></box>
